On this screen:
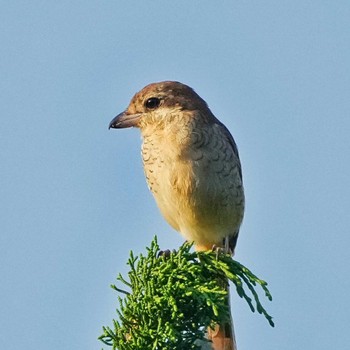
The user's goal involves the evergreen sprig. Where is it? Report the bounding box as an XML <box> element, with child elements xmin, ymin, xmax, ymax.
<box><xmin>99</xmin><ymin>237</ymin><xmax>273</xmax><ymax>350</ymax></box>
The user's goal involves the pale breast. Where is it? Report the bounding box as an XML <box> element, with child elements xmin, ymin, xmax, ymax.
<box><xmin>141</xmin><ymin>120</ymin><xmax>195</xmax><ymax>232</ymax></box>
<box><xmin>141</xmin><ymin>117</ymin><xmax>244</xmax><ymax>247</ymax></box>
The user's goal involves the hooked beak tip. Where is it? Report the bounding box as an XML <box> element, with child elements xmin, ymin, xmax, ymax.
<box><xmin>109</xmin><ymin>112</ymin><xmax>142</xmax><ymax>130</ymax></box>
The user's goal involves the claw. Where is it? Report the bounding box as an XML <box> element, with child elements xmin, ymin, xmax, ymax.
<box><xmin>157</xmin><ymin>249</ymin><xmax>172</xmax><ymax>258</ymax></box>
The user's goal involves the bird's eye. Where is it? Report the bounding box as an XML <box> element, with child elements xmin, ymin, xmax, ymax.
<box><xmin>145</xmin><ymin>97</ymin><xmax>160</xmax><ymax>110</ymax></box>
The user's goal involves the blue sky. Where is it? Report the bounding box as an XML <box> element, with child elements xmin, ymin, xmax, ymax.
<box><xmin>1</xmin><ymin>1</ymin><xmax>349</xmax><ymax>349</ymax></box>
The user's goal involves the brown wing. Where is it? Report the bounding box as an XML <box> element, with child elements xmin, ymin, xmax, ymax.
<box><xmin>213</xmin><ymin>118</ymin><xmax>243</xmax><ymax>254</ymax></box>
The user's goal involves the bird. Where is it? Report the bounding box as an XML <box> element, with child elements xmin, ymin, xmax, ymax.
<box><xmin>109</xmin><ymin>81</ymin><xmax>245</xmax><ymax>349</ymax></box>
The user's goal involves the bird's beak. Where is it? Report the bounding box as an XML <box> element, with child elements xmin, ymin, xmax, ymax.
<box><xmin>109</xmin><ymin>111</ymin><xmax>142</xmax><ymax>129</ymax></box>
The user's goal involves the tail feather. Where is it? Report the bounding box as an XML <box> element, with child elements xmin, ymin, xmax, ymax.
<box><xmin>196</xmin><ymin>237</ymin><xmax>238</xmax><ymax>350</ymax></box>
<box><xmin>207</xmin><ymin>291</ymin><xmax>236</xmax><ymax>350</ymax></box>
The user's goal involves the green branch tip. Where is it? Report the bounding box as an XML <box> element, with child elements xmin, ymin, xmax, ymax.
<box><xmin>99</xmin><ymin>236</ymin><xmax>274</xmax><ymax>349</ymax></box>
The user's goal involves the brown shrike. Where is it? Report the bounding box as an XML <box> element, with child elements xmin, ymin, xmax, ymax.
<box><xmin>109</xmin><ymin>81</ymin><xmax>245</xmax><ymax>350</ymax></box>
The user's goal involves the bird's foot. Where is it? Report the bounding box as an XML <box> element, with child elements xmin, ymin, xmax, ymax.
<box><xmin>211</xmin><ymin>244</ymin><xmax>226</xmax><ymax>260</ymax></box>
<box><xmin>211</xmin><ymin>244</ymin><xmax>226</xmax><ymax>254</ymax></box>
<box><xmin>157</xmin><ymin>249</ymin><xmax>175</xmax><ymax>258</ymax></box>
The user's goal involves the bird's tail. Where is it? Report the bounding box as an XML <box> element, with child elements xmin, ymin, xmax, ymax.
<box><xmin>197</xmin><ymin>236</ymin><xmax>238</xmax><ymax>349</ymax></box>
<box><xmin>207</xmin><ymin>286</ymin><xmax>236</xmax><ymax>350</ymax></box>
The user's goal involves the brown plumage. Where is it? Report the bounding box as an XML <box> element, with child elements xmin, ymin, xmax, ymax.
<box><xmin>110</xmin><ymin>81</ymin><xmax>245</xmax><ymax>349</ymax></box>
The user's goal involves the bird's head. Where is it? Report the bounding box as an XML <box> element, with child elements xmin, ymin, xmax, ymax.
<box><xmin>109</xmin><ymin>81</ymin><xmax>211</xmax><ymax>130</ymax></box>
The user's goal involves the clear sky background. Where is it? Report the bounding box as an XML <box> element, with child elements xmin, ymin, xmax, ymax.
<box><xmin>1</xmin><ymin>1</ymin><xmax>349</xmax><ymax>349</ymax></box>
